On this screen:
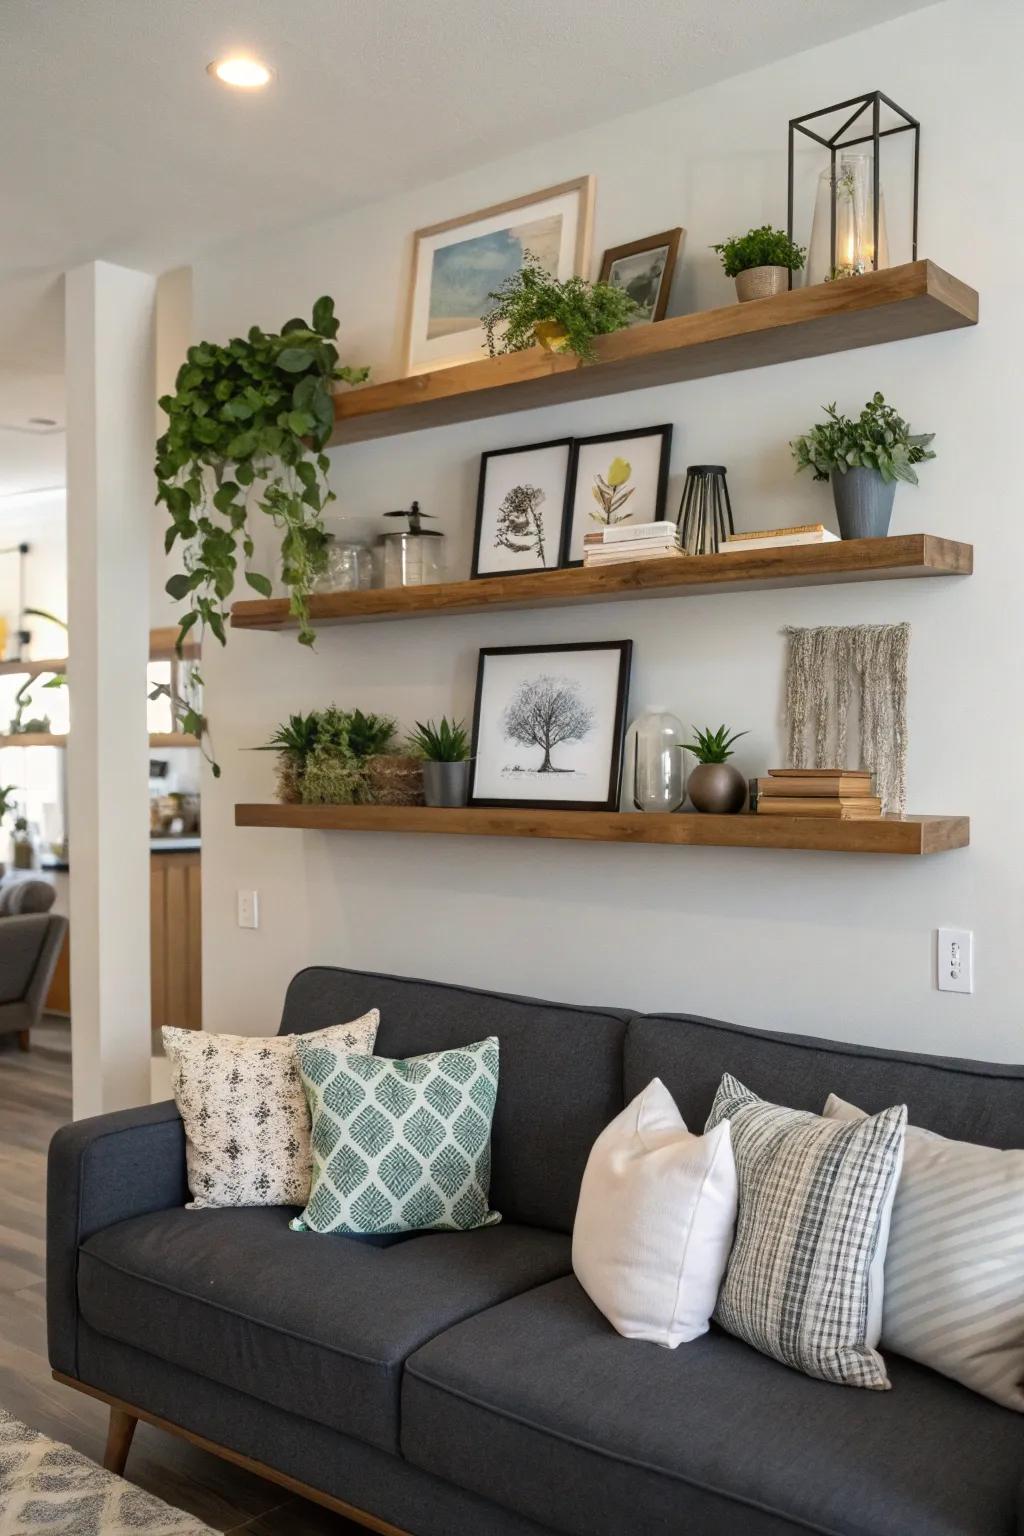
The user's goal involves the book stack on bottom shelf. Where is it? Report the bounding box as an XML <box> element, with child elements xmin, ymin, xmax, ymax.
<box><xmin>753</xmin><ymin>769</ymin><xmax>882</xmax><ymax>820</ymax></box>
<box><xmin>583</xmin><ymin>521</ymin><xmax>683</xmax><ymax>566</ymax></box>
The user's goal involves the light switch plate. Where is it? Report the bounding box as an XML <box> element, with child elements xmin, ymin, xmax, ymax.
<box><xmin>937</xmin><ymin>927</ymin><xmax>973</xmax><ymax>993</ymax></box>
<box><xmin>237</xmin><ymin>890</ymin><xmax>259</xmax><ymax>930</ymax></box>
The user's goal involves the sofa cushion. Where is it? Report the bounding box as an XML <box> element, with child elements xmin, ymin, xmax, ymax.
<box><xmin>278</xmin><ymin>966</ymin><xmax>630</xmax><ymax>1231</ymax></box>
<box><xmin>402</xmin><ymin>1276</ymin><xmax>1024</xmax><ymax>1536</ymax></box>
<box><xmin>625</xmin><ymin>1012</ymin><xmax>1024</xmax><ymax>1151</ymax></box>
<box><xmin>77</xmin><ymin>1207</ymin><xmax>570</xmax><ymax>1455</ymax></box>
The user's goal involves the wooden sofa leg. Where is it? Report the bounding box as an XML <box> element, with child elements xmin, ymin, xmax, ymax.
<box><xmin>16</xmin><ymin>1030</ymin><xmax>29</xmax><ymax>1051</ymax></box>
<box><xmin>103</xmin><ymin>1408</ymin><xmax>138</xmax><ymax>1475</ymax></box>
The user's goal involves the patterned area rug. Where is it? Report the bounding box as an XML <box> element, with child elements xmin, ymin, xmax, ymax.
<box><xmin>0</xmin><ymin>1409</ymin><xmax>215</xmax><ymax>1535</ymax></box>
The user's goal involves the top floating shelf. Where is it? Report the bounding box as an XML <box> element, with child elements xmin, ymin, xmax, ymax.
<box><xmin>329</xmin><ymin>261</ymin><xmax>978</xmax><ymax>445</ymax></box>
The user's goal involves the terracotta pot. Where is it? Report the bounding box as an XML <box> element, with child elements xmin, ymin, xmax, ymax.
<box><xmin>831</xmin><ymin>466</ymin><xmax>897</xmax><ymax>540</ymax></box>
<box><xmin>533</xmin><ymin>319</ymin><xmax>571</xmax><ymax>352</ymax></box>
<box><xmin>687</xmin><ymin>762</ymin><xmax>747</xmax><ymax>815</ymax></box>
<box><xmin>734</xmin><ymin>265</ymin><xmax>789</xmax><ymax>303</ymax></box>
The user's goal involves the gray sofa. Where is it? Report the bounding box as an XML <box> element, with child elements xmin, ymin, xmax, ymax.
<box><xmin>47</xmin><ymin>967</ymin><xmax>1024</xmax><ymax>1536</ymax></box>
<box><xmin>0</xmin><ymin>875</ymin><xmax>66</xmax><ymax>1049</ymax></box>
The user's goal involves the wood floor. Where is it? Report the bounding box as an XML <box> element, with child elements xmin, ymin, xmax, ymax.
<box><xmin>0</xmin><ymin>1020</ymin><xmax>366</xmax><ymax>1534</ymax></box>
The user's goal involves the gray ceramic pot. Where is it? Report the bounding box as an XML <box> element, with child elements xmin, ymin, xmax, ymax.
<box><xmin>831</xmin><ymin>466</ymin><xmax>897</xmax><ymax>539</ymax></box>
<box><xmin>687</xmin><ymin>761</ymin><xmax>747</xmax><ymax>815</ymax></box>
<box><xmin>422</xmin><ymin>759</ymin><xmax>470</xmax><ymax>808</ymax></box>
<box><xmin>734</xmin><ymin>265</ymin><xmax>789</xmax><ymax>302</ymax></box>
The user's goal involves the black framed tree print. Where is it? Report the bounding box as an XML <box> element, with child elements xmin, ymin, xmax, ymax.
<box><xmin>471</xmin><ymin>438</ymin><xmax>573</xmax><ymax>578</ymax></box>
<box><xmin>562</xmin><ymin>424</ymin><xmax>672</xmax><ymax>565</ymax></box>
<box><xmin>469</xmin><ymin>641</ymin><xmax>632</xmax><ymax>811</ymax></box>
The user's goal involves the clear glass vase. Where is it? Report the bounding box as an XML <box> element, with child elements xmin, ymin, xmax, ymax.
<box><xmin>630</xmin><ymin>707</ymin><xmax>686</xmax><ymax>812</ymax></box>
<box><xmin>807</xmin><ymin>154</ymin><xmax>889</xmax><ymax>285</ymax></box>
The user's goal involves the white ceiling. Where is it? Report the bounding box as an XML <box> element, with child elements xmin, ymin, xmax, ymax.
<box><xmin>0</xmin><ymin>0</ymin><xmax>932</xmax><ymax>496</ymax></box>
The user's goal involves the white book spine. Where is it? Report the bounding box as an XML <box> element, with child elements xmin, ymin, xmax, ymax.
<box><xmin>585</xmin><ymin>521</ymin><xmax>678</xmax><ymax>545</ymax></box>
<box><xmin>721</xmin><ymin>531</ymin><xmax>839</xmax><ymax>552</ymax></box>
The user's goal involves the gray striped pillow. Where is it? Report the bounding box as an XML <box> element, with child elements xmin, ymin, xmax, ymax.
<box><xmin>706</xmin><ymin>1075</ymin><xmax>906</xmax><ymax>1390</ymax></box>
<box><xmin>825</xmin><ymin>1095</ymin><xmax>1024</xmax><ymax>1412</ymax></box>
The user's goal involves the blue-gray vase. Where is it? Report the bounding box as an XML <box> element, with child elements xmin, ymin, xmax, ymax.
<box><xmin>831</xmin><ymin>467</ymin><xmax>897</xmax><ymax>540</ymax></box>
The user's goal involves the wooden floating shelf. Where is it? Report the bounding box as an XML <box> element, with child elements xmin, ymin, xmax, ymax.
<box><xmin>231</xmin><ymin>535</ymin><xmax>972</xmax><ymax>633</ymax></box>
<box><xmin>330</xmin><ymin>262</ymin><xmax>977</xmax><ymax>445</ymax></box>
<box><xmin>234</xmin><ymin>804</ymin><xmax>969</xmax><ymax>857</ymax></box>
<box><xmin>0</xmin><ymin>733</ymin><xmax>199</xmax><ymax>749</ymax></box>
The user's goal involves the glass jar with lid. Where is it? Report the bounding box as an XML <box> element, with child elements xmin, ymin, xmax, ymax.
<box><xmin>630</xmin><ymin>706</ymin><xmax>686</xmax><ymax>812</ymax></box>
<box><xmin>374</xmin><ymin>502</ymin><xmax>446</xmax><ymax>588</ymax></box>
<box><xmin>315</xmin><ymin>537</ymin><xmax>374</xmax><ymax>593</ymax></box>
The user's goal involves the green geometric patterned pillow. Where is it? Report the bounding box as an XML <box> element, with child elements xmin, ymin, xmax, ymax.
<box><xmin>291</xmin><ymin>1036</ymin><xmax>501</xmax><ymax>1235</ymax></box>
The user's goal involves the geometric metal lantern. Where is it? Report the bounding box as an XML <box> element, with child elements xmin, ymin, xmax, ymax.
<box><xmin>788</xmin><ymin>91</ymin><xmax>919</xmax><ymax>286</ymax></box>
<box><xmin>676</xmin><ymin>466</ymin><xmax>734</xmax><ymax>556</ymax></box>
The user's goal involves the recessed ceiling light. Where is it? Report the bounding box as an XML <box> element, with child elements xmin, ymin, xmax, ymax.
<box><xmin>207</xmin><ymin>56</ymin><xmax>274</xmax><ymax>89</ymax></box>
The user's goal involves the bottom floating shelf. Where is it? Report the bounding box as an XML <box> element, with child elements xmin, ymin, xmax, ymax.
<box><xmin>234</xmin><ymin>804</ymin><xmax>968</xmax><ymax>856</ymax></box>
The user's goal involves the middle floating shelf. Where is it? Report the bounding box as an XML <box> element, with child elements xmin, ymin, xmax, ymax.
<box><xmin>230</xmin><ymin>534</ymin><xmax>972</xmax><ymax>633</ymax></box>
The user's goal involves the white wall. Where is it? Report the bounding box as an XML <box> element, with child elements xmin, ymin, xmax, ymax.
<box><xmin>194</xmin><ymin>0</ymin><xmax>1024</xmax><ymax>1062</ymax></box>
<box><xmin>0</xmin><ymin>490</ymin><xmax>68</xmax><ymax>657</ymax></box>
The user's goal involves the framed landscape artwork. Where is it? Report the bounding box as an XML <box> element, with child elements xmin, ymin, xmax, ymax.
<box><xmin>471</xmin><ymin>438</ymin><xmax>573</xmax><ymax>578</ymax></box>
<box><xmin>599</xmin><ymin>228</ymin><xmax>683</xmax><ymax>325</ymax></box>
<box><xmin>468</xmin><ymin>641</ymin><xmax>633</xmax><ymax>811</ymax></box>
<box><xmin>563</xmin><ymin>424</ymin><xmax>673</xmax><ymax>565</ymax></box>
<box><xmin>403</xmin><ymin>176</ymin><xmax>594</xmax><ymax>376</ymax></box>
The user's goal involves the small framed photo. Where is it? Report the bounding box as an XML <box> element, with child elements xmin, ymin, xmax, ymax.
<box><xmin>469</xmin><ymin>641</ymin><xmax>633</xmax><ymax>811</ymax></box>
<box><xmin>404</xmin><ymin>177</ymin><xmax>594</xmax><ymax>376</ymax></box>
<box><xmin>471</xmin><ymin>439</ymin><xmax>573</xmax><ymax>578</ymax></box>
<box><xmin>562</xmin><ymin>425</ymin><xmax>673</xmax><ymax>566</ymax></box>
<box><xmin>599</xmin><ymin>228</ymin><xmax>683</xmax><ymax>326</ymax></box>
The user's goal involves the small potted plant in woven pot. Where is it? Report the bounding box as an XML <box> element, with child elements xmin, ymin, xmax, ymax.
<box><xmin>682</xmin><ymin>725</ymin><xmax>749</xmax><ymax>814</ymax></box>
<box><xmin>256</xmin><ymin>712</ymin><xmax>321</xmax><ymax>803</ymax></box>
<box><xmin>791</xmin><ymin>392</ymin><xmax>936</xmax><ymax>540</ymax></box>
<box><xmin>344</xmin><ymin>709</ymin><xmax>424</xmax><ymax>806</ymax></box>
<box><xmin>482</xmin><ymin>251</ymin><xmax>637</xmax><ymax>360</ymax></box>
<box><xmin>408</xmin><ymin>717</ymin><xmax>471</xmax><ymax>807</ymax></box>
<box><xmin>712</xmin><ymin>226</ymin><xmax>806</xmax><ymax>302</ymax></box>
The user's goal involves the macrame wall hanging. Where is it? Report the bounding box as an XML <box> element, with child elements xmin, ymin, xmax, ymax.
<box><xmin>783</xmin><ymin>623</ymin><xmax>910</xmax><ymax>815</ymax></box>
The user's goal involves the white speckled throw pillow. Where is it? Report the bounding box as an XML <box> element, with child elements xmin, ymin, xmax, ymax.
<box><xmin>163</xmin><ymin>1013</ymin><xmax>379</xmax><ymax>1209</ymax></box>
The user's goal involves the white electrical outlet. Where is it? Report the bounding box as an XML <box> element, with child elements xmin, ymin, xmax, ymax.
<box><xmin>237</xmin><ymin>890</ymin><xmax>259</xmax><ymax>930</ymax></box>
<box><xmin>937</xmin><ymin>928</ymin><xmax>973</xmax><ymax>993</ymax></box>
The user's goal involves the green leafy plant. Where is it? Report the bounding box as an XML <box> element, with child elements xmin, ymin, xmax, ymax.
<box><xmin>0</xmin><ymin>785</ymin><xmax>19</xmax><ymax>825</ymax></box>
<box><xmin>344</xmin><ymin>709</ymin><xmax>398</xmax><ymax>759</ymax></box>
<box><xmin>256</xmin><ymin>712</ymin><xmax>322</xmax><ymax>759</ymax></box>
<box><xmin>682</xmin><ymin>725</ymin><xmax>748</xmax><ymax>764</ymax></box>
<box><xmin>408</xmin><ymin>717</ymin><xmax>470</xmax><ymax>762</ymax></box>
<box><xmin>711</xmin><ymin>226</ymin><xmax>806</xmax><ymax>278</ymax></box>
<box><xmin>791</xmin><ymin>392</ymin><xmax>936</xmax><ymax>484</ymax></box>
<box><xmin>482</xmin><ymin>252</ymin><xmax>637</xmax><ymax>362</ymax></box>
<box><xmin>8</xmin><ymin>678</ymin><xmax>51</xmax><ymax>735</ymax></box>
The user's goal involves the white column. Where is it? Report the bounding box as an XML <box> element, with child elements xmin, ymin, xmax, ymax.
<box><xmin>65</xmin><ymin>261</ymin><xmax>155</xmax><ymax>1118</ymax></box>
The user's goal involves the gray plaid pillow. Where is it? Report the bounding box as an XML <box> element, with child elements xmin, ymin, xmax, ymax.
<box><xmin>706</xmin><ymin>1074</ymin><xmax>906</xmax><ymax>1390</ymax></box>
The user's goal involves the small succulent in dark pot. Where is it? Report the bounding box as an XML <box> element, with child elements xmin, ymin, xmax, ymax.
<box><xmin>408</xmin><ymin>717</ymin><xmax>472</xmax><ymax>808</ymax></box>
<box><xmin>791</xmin><ymin>392</ymin><xmax>935</xmax><ymax>539</ymax></box>
<box><xmin>682</xmin><ymin>725</ymin><xmax>748</xmax><ymax>814</ymax></box>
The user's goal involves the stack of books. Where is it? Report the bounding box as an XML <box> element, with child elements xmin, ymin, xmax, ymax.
<box><xmin>721</xmin><ymin>523</ymin><xmax>840</xmax><ymax>554</ymax></box>
<box><xmin>753</xmin><ymin>769</ymin><xmax>881</xmax><ymax>819</ymax></box>
<box><xmin>583</xmin><ymin>521</ymin><xmax>684</xmax><ymax>566</ymax></box>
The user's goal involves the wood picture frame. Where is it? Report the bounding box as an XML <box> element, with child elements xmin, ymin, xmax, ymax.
<box><xmin>598</xmin><ymin>228</ymin><xmax>683</xmax><ymax>325</ymax></box>
<box><xmin>562</xmin><ymin>424</ymin><xmax>673</xmax><ymax>567</ymax></box>
<box><xmin>468</xmin><ymin>640</ymin><xmax>632</xmax><ymax>812</ymax></box>
<box><xmin>471</xmin><ymin>438</ymin><xmax>573</xmax><ymax>579</ymax></box>
<box><xmin>403</xmin><ymin>176</ymin><xmax>595</xmax><ymax>377</ymax></box>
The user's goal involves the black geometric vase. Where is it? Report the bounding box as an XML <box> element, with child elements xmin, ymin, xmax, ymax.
<box><xmin>676</xmin><ymin>465</ymin><xmax>734</xmax><ymax>555</ymax></box>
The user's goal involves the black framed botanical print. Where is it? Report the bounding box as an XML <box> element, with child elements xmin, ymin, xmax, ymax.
<box><xmin>562</xmin><ymin>425</ymin><xmax>673</xmax><ymax>565</ymax></box>
<box><xmin>468</xmin><ymin>641</ymin><xmax>633</xmax><ymax>811</ymax></box>
<box><xmin>471</xmin><ymin>438</ymin><xmax>573</xmax><ymax>577</ymax></box>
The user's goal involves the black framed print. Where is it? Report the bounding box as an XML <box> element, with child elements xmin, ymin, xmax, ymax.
<box><xmin>562</xmin><ymin>424</ymin><xmax>673</xmax><ymax>566</ymax></box>
<box><xmin>471</xmin><ymin>438</ymin><xmax>573</xmax><ymax>578</ymax></box>
<box><xmin>468</xmin><ymin>641</ymin><xmax>633</xmax><ymax>811</ymax></box>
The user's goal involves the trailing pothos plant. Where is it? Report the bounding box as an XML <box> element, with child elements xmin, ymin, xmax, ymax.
<box><xmin>155</xmin><ymin>296</ymin><xmax>368</xmax><ymax>771</ymax></box>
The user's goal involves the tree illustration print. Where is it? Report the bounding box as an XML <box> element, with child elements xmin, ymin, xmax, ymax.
<box><xmin>591</xmin><ymin>456</ymin><xmax>635</xmax><ymax>525</ymax></box>
<box><xmin>495</xmin><ymin>483</ymin><xmax>548</xmax><ymax>565</ymax></box>
<box><xmin>502</xmin><ymin>674</ymin><xmax>595</xmax><ymax>772</ymax></box>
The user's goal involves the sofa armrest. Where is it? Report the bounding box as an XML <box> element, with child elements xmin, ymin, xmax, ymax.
<box><xmin>47</xmin><ymin>1100</ymin><xmax>187</xmax><ymax>1377</ymax></box>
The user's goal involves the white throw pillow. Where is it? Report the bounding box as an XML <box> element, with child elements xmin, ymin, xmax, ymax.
<box><xmin>164</xmin><ymin>1013</ymin><xmax>379</xmax><ymax>1210</ymax></box>
<box><xmin>824</xmin><ymin>1093</ymin><xmax>1024</xmax><ymax>1411</ymax></box>
<box><xmin>572</xmin><ymin>1078</ymin><xmax>737</xmax><ymax>1348</ymax></box>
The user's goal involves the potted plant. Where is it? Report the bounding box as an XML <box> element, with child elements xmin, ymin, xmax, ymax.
<box><xmin>408</xmin><ymin>718</ymin><xmax>471</xmax><ymax>807</ymax></box>
<box><xmin>257</xmin><ymin>712</ymin><xmax>322</xmax><ymax>803</ymax></box>
<box><xmin>156</xmin><ymin>297</ymin><xmax>368</xmax><ymax>768</ymax></box>
<box><xmin>346</xmin><ymin>709</ymin><xmax>422</xmax><ymax>805</ymax></box>
<box><xmin>298</xmin><ymin>708</ymin><xmax>364</xmax><ymax>806</ymax></box>
<box><xmin>482</xmin><ymin>252</ymin><xmax>637</xmax><ymax>362</ymax></box>
<box><xmin>711</xmin><ymin>226</ymin><xmax>806</xmax><ymax>302</ymax></box>
<box><xmin>681</xmin><ymin>726</ymin><xmax>748</xmax><ymax>814</ymax></box>
<box><xmin>791</xmin><ymin>392</ymin><xmax>936</xmax><ymax>539</ymax></box>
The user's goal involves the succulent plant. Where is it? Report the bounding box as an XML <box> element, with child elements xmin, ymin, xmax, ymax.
<box><xmin>681</xmin><ymin>725</ymin><xmax>748</xmax><ymax>764</ymax></box>
<box><xmin>407</xmin><ymin>717</ymin><xmax>470</xmax><ymax>762</ymax></box>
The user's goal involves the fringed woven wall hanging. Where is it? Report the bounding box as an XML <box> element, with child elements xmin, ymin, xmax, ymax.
<box><xmin>783</xmin><ymin>623</ymin><xmax>910</xmax><ymax>815</ymax></box>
